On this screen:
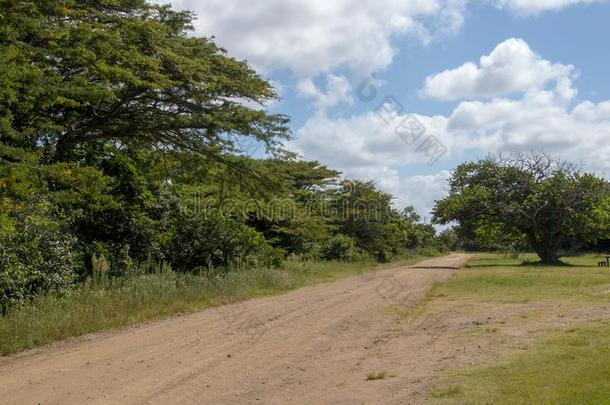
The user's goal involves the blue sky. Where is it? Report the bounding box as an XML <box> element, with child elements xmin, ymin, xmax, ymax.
<box><xmin>164</xmin><ymin>0</ymin><xmax>610</xmax><ymax>219</ymax></box>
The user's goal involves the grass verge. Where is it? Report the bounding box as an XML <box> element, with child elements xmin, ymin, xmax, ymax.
<box><xmin>0</xmin><ymin>254</ymin><xmax>433</xmax><ymax>356</ymax></box>
<box><xmin>424</xmin><ymin>253</ymin><xmax>610</xmax><ymax>404</ymax></box>
<box><xmin>431</xmin><ymin>322</ymin><xmax>610</xmax><ymax>404</ymax></box>
<box><xmin>433</xmin><ymin>253</ymin><xmax>610</xmax><ymax>303</ymax></box>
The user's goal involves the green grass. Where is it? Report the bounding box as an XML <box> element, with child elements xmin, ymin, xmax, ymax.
<box><xmin>432</xmin><ymin>253</ymin><xmax>610</xmax><ymax>303</ymax></box>
<box><xmin>432</xmin><ymin>322</ymin><xmax>610</xmax><ymax>404</ymax></box>
<box><xmin>430</xmin><ymin>385</ymin><xmax>462</xmax><ymax>399</ymax></box>
<box><xmin>426</xmin><ymin>253</ymin><xmax>610</xmax><ymax>404</ymax></box>
<box><xmin>0</xmin><ymin>255</ymin><xmax>431</xmax><ymax>356</ymax></box>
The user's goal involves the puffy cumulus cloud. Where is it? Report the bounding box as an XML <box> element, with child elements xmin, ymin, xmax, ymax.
<box><xmin>439</xmin><ymin>40</ymin><xmax>610</xmax><ymax>167</ymax></box>
<box><xmin>291</xmin><ymin>108</ymin><xmax>471</xmax><ymax>171</ymax></box>
<box><xmin>493</xmin><ymin>0</ymin><xmax>608</xmax><ymax>15</ymax></box>
<box><xmin>432</xmin><ymin>40</ymin><xmax>610</xmax><ymax>168</ymax></box>
<box><xmin>163</xmin><ymin>0</ymin><xmax>466</xmax><ymax>76</ymax></box>
<box><xmin>290</xmin><ymin>110</ymin><xmax>455</xmax><ymax>216</ymax></box>
<box><xmin>292</xmin><ymin>38</ymin><xmax>610</xmax><ymax>220</ymax></box>
<box><xmin>421</xmin><ymin>38</ymin><xmax>575</xmax><ymax>101</ymax></box>
<box><xmin>296</xmin><ymin>74</ymin><xmax>354</xmax><ymax>110</ymax></box>
<box><xmin>447</xmin><ymin>92</ymin><xmax>610</xmax><ymax>169</ymax></box>
<box><xmin>391</xmin><ymin>171</ymin><xmax>452</xmax><ymax>220</ymax></box>
<box><xmin>157</xmin><ymin>1</ymin><xmax>604</xmax><ymax>78</ymax></box>
<box><xmin>572</xmin><ymin>100</ymin><xmax>610</xmax><ymax>121</ymax></box>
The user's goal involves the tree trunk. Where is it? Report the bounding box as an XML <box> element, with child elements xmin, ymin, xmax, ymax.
<box><xmin>528</xmin><ymin>231</ymin><xmax>562</xmax><ymax>264</ymax></box>
<box><xmin>536</xmin><ymin>249</ymin><xmax>561</xmax><ymax>264</ymax></box>
<box><xmin>533</xmin><ymin>239</ymin><xmax>562</xmax><ymax>264</ymax></box>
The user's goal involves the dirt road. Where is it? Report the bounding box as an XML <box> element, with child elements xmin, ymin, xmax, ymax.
<box><xmin>0</xmin><ymin>254</ymin><xmax>472</xmax><ymax>404</ymax></box>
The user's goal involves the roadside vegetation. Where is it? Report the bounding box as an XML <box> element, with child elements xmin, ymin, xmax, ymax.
<box><xmin>0</xmin><ymin>254</ymin><xmax>435</xmax><ymax>356</ymax></box>
<box><xmin>0</xmin><ymin>1</ymin><xmax>446</xmax><ymax>321</ymax></box>
<box><xmin>432</xmin><ymin>253</ymin><xmax>610</xmax><ymax>303</ymax></box>
<box><xmin>423</xmin><ymin>254</ymin><xmax>610</xmax><ymax>403</ymax></box>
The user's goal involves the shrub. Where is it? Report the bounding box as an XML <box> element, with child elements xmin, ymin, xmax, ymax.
<box><xmin>416</xmin><ymin>246</ymin><xmax>441</xmax><ymax>257</ymax></box>
<box><xmin>111</xmin><ymin>244</ymin><xmax>137</xmax><ymax>276</ymax></box>
<box><xmin>321</xmin><ymin>235</ymin><xmax>367</xmax><ymax>262</ymax></box>
<box><xmin>0</xmin><ymin>218</ymin><xmax>78</xmax><ymax>311</ymax></box>
<box><xmin>169</xmin><ymin>213</ymin><xmax>277</xmax><ymax>272</ymax></box>
<box><xmin>91</xmin><ymin>253</ymin><xmax>110</xmax><ymax>278</ymax></box>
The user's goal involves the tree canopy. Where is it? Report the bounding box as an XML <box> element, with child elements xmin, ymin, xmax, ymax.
<box><xmin>0</xmin><ymin>0</ymin><xmax>441</xmax><ymax>311</ymax></box>
<box><xmin>433</xmin><ymin>152</ymin><xmax>610</xmax><ymax>263</ymax></box>
<box><xmin>0</xmin><ymin>0</ymin><xmax>289</xmax><ymax>164</ymax></box>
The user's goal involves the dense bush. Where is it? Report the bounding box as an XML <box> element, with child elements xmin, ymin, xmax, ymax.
<box><xmin>0</xmin><ymin>0</ymin><xmax>443</xmax><ymax>312</ymax></box>
<box><xmin>437</xmin><ymin>229</ymin><xmax>460</xmax><ymax>252</ymax></box>
<box><xmin>169</xmin><ymin>214</ymin><xmax>277</xmax><ymax>272</ymax></box>
<box><xmin>321</xmin><ymin>235</ymin><xmax>367</xmax><ymax>262</ymax></box>
<box><xmin>0</xmin><ymin>218</ymin><xmax>78</xmax><ymax>312</ymax></box>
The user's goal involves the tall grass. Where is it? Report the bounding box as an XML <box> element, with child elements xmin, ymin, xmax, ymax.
<box><xmin>0</xmin><ymin>255</ymin><xmax>430</xmax><ymax>356</ymax></box>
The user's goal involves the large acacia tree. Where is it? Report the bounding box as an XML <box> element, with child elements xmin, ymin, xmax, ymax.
<box><xmin>433</xmin><ymin>152</ymin><xmax>610</xmax><ymax>263</ymax></box>
<box><xmin>0</xmin><ymin>0</ymin><xmax>289</xmax><ymax>164</ymax></box>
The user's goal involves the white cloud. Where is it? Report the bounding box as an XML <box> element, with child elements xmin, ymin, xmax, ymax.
<box><xmin>494</xmin><ymin>0</ymin><xmax>608</xmax><ymax>16</ymax></box>
<box><xmin>296</xmin><ymin>74</ymin><xmax>354</xmax><ymax>110</ymax></box>
<box><xmin>163</xmin><ymin>0</ymin><xmax>466</xmax><ymax>76</ymax></box>
<box><xmin>447</xmin><ymin>90</ymin><xmax>610</xmax><ymax>169</ymax></box>
<box><xmin>292</xmin><ymin>38</ymin><xmax>610</xmax><ymax>220</ymax></box>
<box><xmin>291</xmin><ymin>109</ymin><xmax>469</xmax><ymax>170</ymax></box>
<box><xmin>421</xmin><ymin>38</ymin><xmax>575</xmax><ymax>101</ymax></box>
<box><xmin>158</xmin><ymin>1</ymin><xmax>606</xmax><ymax>78</ymax></box>
<box><xmin>392</xmin><ymin>171</ymin><xmax>452</xmax><ymax>221</ymax></box>
<box><xmin>294</xmin><ymin>41</ymin><xmax>610</xmax><ymax>172</ymax></box>
<box><xmin>425</xmin><ymin>39</ymin><xmax>610</xmax><ymax>168</ymax></box>
<box><xmin>437</xmin><ymin>40</ymin><xmax>610</xmax><ymax>167</ymax></box>
<box><xmin>572</xmin><ymin>100</ymin><xmax>610</xmax><ymax>121</ymax></box>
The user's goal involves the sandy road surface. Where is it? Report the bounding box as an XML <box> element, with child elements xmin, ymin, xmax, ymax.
<box><xmin>0</xmin><ymin>254</ymin><xmax>472</xmax><ymax>405</ymax></box>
